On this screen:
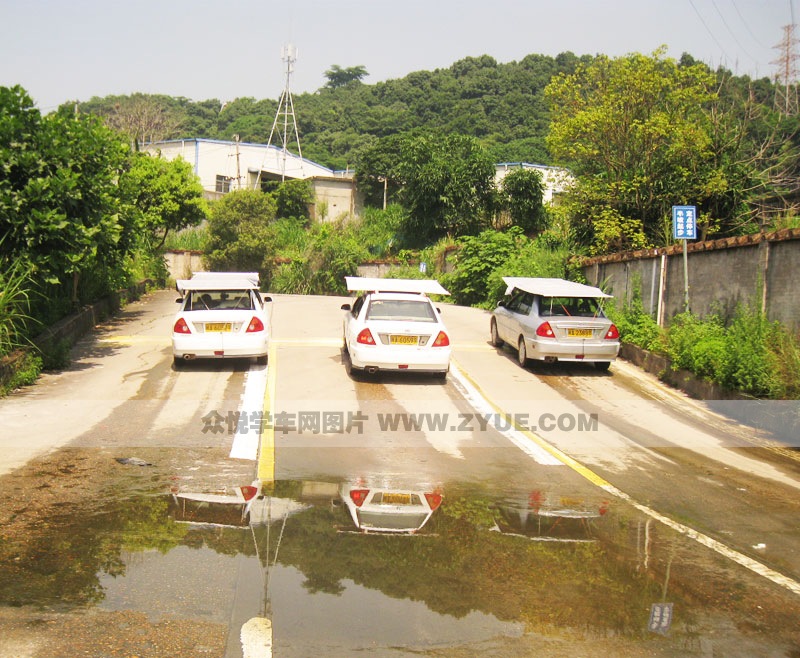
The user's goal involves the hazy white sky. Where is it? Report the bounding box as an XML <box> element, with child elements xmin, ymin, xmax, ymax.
<box><xmin>1</xmin><ymin>0</ymin><xmax>795</xmax><ymax>112</ymax></box>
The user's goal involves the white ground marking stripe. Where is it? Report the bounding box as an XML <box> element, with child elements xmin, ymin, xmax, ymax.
<box><xmin>229</xmin><ymin>363</ymin><xmax>268</xmax><ymax>460</ymax></box>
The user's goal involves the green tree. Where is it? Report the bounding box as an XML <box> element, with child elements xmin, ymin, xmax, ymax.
<box><xmin>273</xmin><ymin>179</ymin><xmax>314</xmax><ymax>222</ymax></box>
<box><xmin>498</xmin><ymin>167</ymin><xmax>548</xmax><ymax>233</ymax></box>
<box><xmin>205</xmin><ymin>189</ymin><xmax>277</xmax><ymax>275</ymax></box>
<box><xmin>545</xmin><ymin>48</ymin><xmax>717</xmax><ymax>252</ymax></box>
<box><xmin>323</xmin><ymin>65</ymin><xmax>369</xmax><ymax>90</ymax></box>
<box><xmin>119</xmin><ymin>152</ymin><xmax>208</xmax><ymax>250</ymax></box>
<box><xmin>397</xmin><ymin>133</ymin><xmax>496</xmax><ymax>246</ymax></box>
<box><xmin>1</xmin><ymin>87</ymin><xmax>133</xmax><ymax>301</ymax></box>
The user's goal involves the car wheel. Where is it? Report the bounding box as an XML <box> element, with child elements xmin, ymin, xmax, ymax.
<box><xmin>490</xmin><ymin>319</ymin><xmax>503</xmax><ymax>347</ymax></box>
<box><xmin>517</xmin><ymin>337</ymin><xmax>529</xmax><ymax>367</ymax></box>
<box><xmin>594</xmin><ymin>361</ymin><xmax>611</xmax><ymax>372</ymax></box>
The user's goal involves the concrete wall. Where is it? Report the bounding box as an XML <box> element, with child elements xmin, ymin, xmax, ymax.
<box><xmin>164</xmin><ymin>251</ymin><xmax>204</xmax><ymax>282</ymax></box>
<box><xmin>581</xmin><ymin>228</ymin><xmax>800</xmax><ymax>330</ymax></box>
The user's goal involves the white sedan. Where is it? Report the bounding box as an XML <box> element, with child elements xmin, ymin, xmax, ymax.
<box><xmin>341</xmin><ymin>277</ymin><xmax>451</xmax><ymax>378</ymax></box>
<box><xmin>172</xmin><ymin>272</ymin><xmax>272</xmax><ymax>367</ymax></box>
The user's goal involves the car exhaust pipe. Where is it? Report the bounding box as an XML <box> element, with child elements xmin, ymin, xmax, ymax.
<box><xmin>183</xmin><ymin>354</ymin><xmax>196</xmax><ymax>360</ymax></box>
<box><xmin>366</xmin><ymin>367</ymin><xmax>378</xmax><ymax>374</ymax></box>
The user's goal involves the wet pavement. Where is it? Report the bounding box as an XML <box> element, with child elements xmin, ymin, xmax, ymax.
<box><xmin>1</xmin><ymin>445</ymin><xmax>799</xmax><ymax>657</ymax></box>
<box><xmin>2</xmin><ymin>291</ymin><xmax>800</xmax><ymax>657</ymax></box>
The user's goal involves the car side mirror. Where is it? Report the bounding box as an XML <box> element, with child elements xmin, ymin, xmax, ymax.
<box><xmin>497</xmin><ymin>300</ymin><xmax>506</xmax><ymax>308</ymax></box>
<box><xmin>436</xmin><ymin>307</ymin><xmax>442</xmax><ymax>314</ymax></box>
<box><xmin>175</xmin><ymin>297</ymin><xmax>184</xmax><ymax>303</ymax></box>
<box><xmin>341</xmin><ymin>303</ymin><xmax>351</xmax><ymax>311</ymax></box>
<box><xmin>263</xmin><ymin>296</ymin><xmax>273</xmax><ymax>303</ymax></box>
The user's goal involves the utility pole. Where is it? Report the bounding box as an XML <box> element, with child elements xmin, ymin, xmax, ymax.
<box><xmin>772</xmin><ymin>23</ymin><xmax>799</xmax><ymax>115</ymax></box>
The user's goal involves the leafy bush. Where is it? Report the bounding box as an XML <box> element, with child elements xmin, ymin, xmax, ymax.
<box><xmin>667</xmin><ymin>312</ymin><xmax>728</xmax><ymax>380</ymax></box>
<box><xmin>605</xmin><ymin>296</ymin><xmax>665</xmax><ymax>353</ymax></box>
<box><xmin>443</xmin><ymin>229</ymin><xmax>524</xmax><ymax>307</ymax></box>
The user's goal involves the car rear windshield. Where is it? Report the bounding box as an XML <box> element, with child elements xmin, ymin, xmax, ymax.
<box><xmin>540</xmin><ymin>296</ymin><xmax>605</xmax><ymax>318</ymax></box>
<box><xmin>365</xmin><ymin>299</ymin><xmax>438</xmax><ymax>322</ymax></box>
<box><xmin>186</xmin><ymin>290</ymin><xmax>255</xmax><ymax>311</ymax></box>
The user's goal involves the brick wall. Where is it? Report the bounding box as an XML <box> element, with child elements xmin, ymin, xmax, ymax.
<box><xmin>581</xmin><ymin>228</ymin><xmax>800</xmax><ymax>330</ymax></box>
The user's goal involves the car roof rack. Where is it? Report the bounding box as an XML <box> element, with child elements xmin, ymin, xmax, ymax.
<box><xmin>345</xmin><ymin>276</ymin><xmax>450</xmax><ymax>296</ymax></box>
<box><xmin>501</xmin><ymin>277</ymin><xmax>612</xmax><ymax>299</ymax></box>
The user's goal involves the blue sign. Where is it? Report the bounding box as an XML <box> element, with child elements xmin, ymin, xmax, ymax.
<box><xmin>673</xmin><ymin>205</ymin><xmax>697</xmax><ymax>240</ymax></box>
<box><xmin>648</xmin><ymin>602</ymin><xmax>674</xmax><ymax>635</ymax></box>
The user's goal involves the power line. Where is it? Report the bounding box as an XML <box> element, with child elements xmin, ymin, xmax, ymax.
<box><xmin>688</xmin><ymin>0</ymin><xmax>733</xmax><ymax>66</ymax></box>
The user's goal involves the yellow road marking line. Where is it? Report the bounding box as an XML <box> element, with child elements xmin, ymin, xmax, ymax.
<box><xmin>450</xmin><ymin>356</ymin><xmax>800</xmax><ymax>597</ymax></box>
<box><xmin>257</xmin><ymin>342</ymin><xmax>277</xmax><ymax>482</ymax></box>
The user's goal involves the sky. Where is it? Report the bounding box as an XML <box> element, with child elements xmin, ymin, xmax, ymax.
<box><xmin>0</xmin><ymin>0</ymin><xmax>796</xmax><ymax>113</ymax></box>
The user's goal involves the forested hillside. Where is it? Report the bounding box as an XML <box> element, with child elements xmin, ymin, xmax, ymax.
<box><xmin>75</xmin><ymin>52</ymin><xmax>590</xmax><ymax>169</ymax></box>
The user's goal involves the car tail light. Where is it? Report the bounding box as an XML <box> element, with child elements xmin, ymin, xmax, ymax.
<box><xmin>173</xmin><ymin>318</ymin><xmax>191</xmax><ymax>334</ymax></box>
<box><xmin>432</xmin><ymin>331</ymin><xmax>450</xmax><ymax>347</ymax></box>
<box><xmin>349</xmin><ymin>489</ymin><xmax>370</xmax><ymax>507</ymax></box>
<box><xmin>424</xmin><ymin>492</ymin><xmax>443</xmax><ymax>511</ymax></box>
<box><xmin>357</xmin><ymin>328</ymin><xmax>375</xmax><ymax>345</ymax></box>
<box><xmin>246</xmin><ymin>316</ymin><xmax>265</xmax><ymax>333</ymax></box>
<box><xmin>239</xmin><ymin>485</ymin><xmax>259</xmax><ymax>501</ymax></box>
<box><xmin>536</xmin><ymin>321</ymin><xmax>554</xmax><ymax>337</ymax></box>
<box><xmin>605</xmin><ymin>324</ymin><xmax>619</xmax><ymax>340</ymax></box>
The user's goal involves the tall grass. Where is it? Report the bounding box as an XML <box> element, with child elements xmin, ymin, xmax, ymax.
<box><xmin>0</xmin><ymin>255</ymin><xmax>36</xmax><ymax>357</ymax></box>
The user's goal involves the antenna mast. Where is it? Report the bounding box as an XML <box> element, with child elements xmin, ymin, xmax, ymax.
<box><xmin>267</xmin><ymin>44</ymin><xmax>304</xmax><ymax>182</ymax></box>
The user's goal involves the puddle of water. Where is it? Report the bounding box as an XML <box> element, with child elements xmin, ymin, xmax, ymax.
<box><xmin>1</xmin><ymin>479</ymin><xmax>799</xmax><ymax>656</ymax></box>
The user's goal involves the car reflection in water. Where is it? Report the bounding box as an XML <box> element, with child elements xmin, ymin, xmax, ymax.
<box><xmin>169</xmin><ymin>480</ymin><xmax>308</xmax><ymax>528</ymax></box>
<box><xmin>340</xmin><ymin>481</ymin><xmax>443</xmax><ymax>534</ymax></box>
<box><xmin>493</xmin><ymin>489</ymin><xmax>609</xmax><ymax>542</ymax></box>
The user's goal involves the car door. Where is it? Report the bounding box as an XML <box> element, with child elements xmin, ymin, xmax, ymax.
<box><xmin>497</xmin><ymin>291</ymin><xmax>531</xmax><ymax>343</ymax></box>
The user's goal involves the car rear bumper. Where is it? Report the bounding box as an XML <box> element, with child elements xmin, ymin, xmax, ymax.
<box><xmin>348</xmin><ymin>344</ymin><xmax>451</xmax><ymax>372</ymax></box>
<box><xmin>173</xmin><ymin>334</ymin><xmax>269</xmax><ymax>359</ymax></box>
<box><xmin>526</xmin><ymin>337</ymin><xmax>619</xmax><ymax>362</ymax></box>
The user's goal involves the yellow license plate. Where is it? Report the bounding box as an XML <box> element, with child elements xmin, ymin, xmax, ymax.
<box><xmin>205</xmin><ymin>322</ymin><xmax>232</xmax><ymax>332</ymax></box>
<box><xmin>382</xmin><ymin>493</ymin><xmax>412</xmax><ymax>505</ymax></box>
<box><xmin>390</xmin><ymin>335</ymin><xmax>417</xmax><ymax>345</ymax></box>
<box><xmin>567</xmin><ymin>329</ymin><xmax>593</xmax><ymax>338</ymax></box>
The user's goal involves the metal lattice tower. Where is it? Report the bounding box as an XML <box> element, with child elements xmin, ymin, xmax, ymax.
<box><xmin>268</xmin><ymin>44</ymin><xmax>304</xmax><ymax>181</ymax></box>
<box><xmin>772</xmin><ymin>24</ymin><xmax>799</xmax><ymax>115</ymax></box>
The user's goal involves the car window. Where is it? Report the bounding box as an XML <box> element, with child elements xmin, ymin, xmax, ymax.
<box><xmin>351</xmin><ymin>295</ymin><xmax>365</xmax><ymax>318</ymax></box>
<box><xmin>539</xmin><ymin>296</ymin><xmax>603</xmax><ymax>318</ymax></box>
<box><xmin>507</xmin><ymin>291</ymin><xmax>533</xmax><ymax>315</ymax></box>
<box><xmin>365</xmin><ymin>299</ymin><xmax>437</xmax><ymax>322</ymax></box>
<box><xmin>186</xmin><ymin>290</ymin><xmax>255</xmax><ymax>311</ymax></box>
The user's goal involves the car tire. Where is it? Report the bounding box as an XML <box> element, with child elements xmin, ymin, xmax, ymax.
<box><xmin>594</xmin><ymin>361</ymin><xmax>611</xmax><ymax>372</ymax></box>
<box><xmin>256</xmin><ymin>355</ymin><xmax>268</xmax><ymax>366</ymax></box>
<box><xmin>490</xmin><ymin>319</ymin><xmax>503</xmax><ymax>347</ymax></box>
<box><xmin>517</xmin><ymin>337</ymin><xmax>529</xmax><ymax>367</ymax></box>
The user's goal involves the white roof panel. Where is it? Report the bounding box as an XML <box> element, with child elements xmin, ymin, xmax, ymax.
<box><xmin>345</xmin><ymin>276</ymin><xmax>450</xmax><ymax>295</ymax></box>
<box><xmin>502</xmin><ymin>277</ymin><xmax>612</xmax><ymax>298</ymax></box>
<box><xmin>177</xmin><ymin>272</ymin><xmax>260</xmax><ymax>293</ymax></box>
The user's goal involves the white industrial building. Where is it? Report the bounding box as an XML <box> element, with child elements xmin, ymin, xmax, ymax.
<box><xmin>143</xmin><ymin>138</ymin><xmax>361</xmax><ymax>222</ymax></box>
<box><xmin>144</xmin><ymin>140</ymin><xmax>570</xmax><ymax>223</ymax></box>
